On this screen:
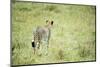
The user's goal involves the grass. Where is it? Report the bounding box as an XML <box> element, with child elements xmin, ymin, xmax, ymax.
<box><xmin>12</xmin><ymin>1</ymin><xmax>96</xmax><ymax>65</ymax></box>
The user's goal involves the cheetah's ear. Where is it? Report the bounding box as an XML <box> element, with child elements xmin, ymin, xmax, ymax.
<box><xmin>51</xmin><ymin>21</ymin><xmax>54</xmax><ymax>25</ymax></box>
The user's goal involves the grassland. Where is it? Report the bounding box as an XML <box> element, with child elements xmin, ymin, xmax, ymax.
<box><xmin>12</xmin><ymin>1</ymin><xmax>96</xmax><ymax>65</ymax></box>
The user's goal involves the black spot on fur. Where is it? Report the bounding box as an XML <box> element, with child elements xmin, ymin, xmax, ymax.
<box><xmin>32</xmin><ymin>41</ymin><xmax>35</xmax><ymax>48</ymax></box>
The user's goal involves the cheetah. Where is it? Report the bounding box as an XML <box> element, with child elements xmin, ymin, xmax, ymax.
<box><xmin>32</xmin><ymin>20</ymin><xmax>54</xmax><ymax>54</ymax></box>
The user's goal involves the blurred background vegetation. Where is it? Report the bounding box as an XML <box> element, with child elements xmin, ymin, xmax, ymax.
<box><xmin>12</xmin><ymin>1</ymin><xmax>96</xmax><ymax>65</ymax></box>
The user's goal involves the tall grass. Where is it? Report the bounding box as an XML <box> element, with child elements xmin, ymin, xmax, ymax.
<box><xmin>12</xmin><ymin>1</ymin><xmax>96</xmax><ymax>65</ymax></box>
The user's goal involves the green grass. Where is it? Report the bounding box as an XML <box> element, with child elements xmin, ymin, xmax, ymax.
<box><xmin>12</xmin><ymin>1</ymin><xmax>96</xmax><ymax>65</ymax></box>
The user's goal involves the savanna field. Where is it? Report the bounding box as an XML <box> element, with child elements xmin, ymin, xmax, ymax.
<box><xmin>12</xmin><ymin>1</ymin><xmax>96</xmax><ymax>65</ymax></box>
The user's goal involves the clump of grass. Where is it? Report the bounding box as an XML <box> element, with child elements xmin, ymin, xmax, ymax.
<box><xmin>55</xmin><ymin>49</ymin><xmax>65</xmax><ymax>62</ymax></box>
<box><xmin>78</xmin><ymin>40</ymin><xmax>96</xmax><ymax>59</ymax></box>
<box><xmin>19</xmin><ymin>7</ymin><xmax>32</xmax><ymax>11</ymax></box>
<box><xmin>44</xmin><ymin>5</ymin><xmax>61</xmax><ymax>13</ymax></box>
<box><xmin>44</xmin><ymin>5</ymin><xmax>57</xmax><ymax>11</ymax></box>
<box><xmin>78</xmin><ymin>45</ymin><xmax>90</xmax><ymax>58</ymax></box>
<box><xmin>58</xmin><ymin>49</ymin><xmax>64</xmax><ymax>60</ymax></box>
